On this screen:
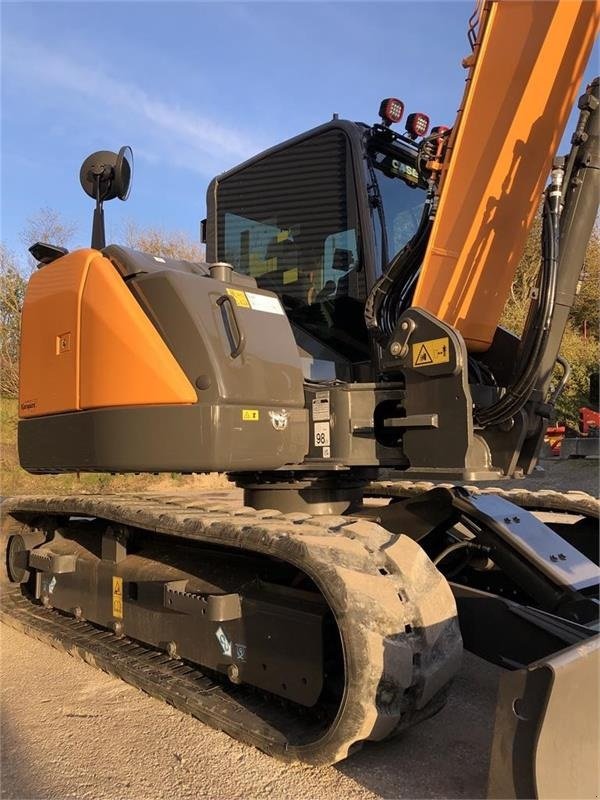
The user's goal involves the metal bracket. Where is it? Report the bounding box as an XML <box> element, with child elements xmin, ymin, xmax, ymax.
<box><xmin>164</xmin><ymin>581</ymin><xmax>242</xmax><ymax>621</ymax></box>
<box><xmin>453</xmin><ymin>491</ymin><xmax>600</xmax><ymax>593</ymax></box>
<box><xmin>383</xmin><ymin>414</ymin><xmax>439</xmax><ymax>429</ymax></box>
<box><xmin>101</xmin><ymin>526</ymin><xmax>128</xmax><ymax>563</ymax></box>
<box><xmin>29</xmin><ymin>550</ymin><xmax>77</xmax><ymax>574</ymax></box>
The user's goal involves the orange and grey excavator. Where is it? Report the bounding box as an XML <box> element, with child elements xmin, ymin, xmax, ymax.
<box><xmin>2</xmin><ymin>2</ymin><xmax>599</xmax><ymax>797</ymax></box>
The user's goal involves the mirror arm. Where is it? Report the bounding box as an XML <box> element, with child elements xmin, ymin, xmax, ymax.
<box><xmin>91</xmin><ymin>175</ymin><xmax>106</xmax><ymax>250</ymax></box>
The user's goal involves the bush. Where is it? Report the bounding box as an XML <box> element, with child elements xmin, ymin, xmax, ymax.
<box><xmin>501</xmin><ymin>218</ymin><xmax>599</xmax><ymax>426</ymax></box>
<box><xmin>0</xmin><ymin>246</ymin><xmax>28</xmax><ymax>398</ymax></box>
<box><xmin>555</xmin><ymin>325</ymin><xmax>599</xmax><ymax>427</ymax></box>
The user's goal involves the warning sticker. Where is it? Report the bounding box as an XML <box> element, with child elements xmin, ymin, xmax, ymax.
<box><xmin>242</xmin><ymin>409</ymin><xmax>259</xmax><ymax>421</ymax></box>
<box><xmin>246</xmin><ymin>291</ymin><xmax>284</xmax><ymax>315</ymax></box>
<box><xmin>226</xmin><ymin>287</ymin><xmax>250</xmax><ymax>308</ymax></box>
<box><xmin>312</xmin><ymin>391</ymin><xmax>330</xmax><ymax>421</ymax></box>
<box><xmin>412</xmin><ymin>337</ymin><xmax>450</xmax><ymax>368</ymax></box>
<box><xmin>216</xmin><ymin>626</ymin><xmax>232</xmax><ymax>657</ymax></box>
<box><xmin>112</xmin><ymin>576</ymin><xmax>123</xmax><ymax>619</ymax></box>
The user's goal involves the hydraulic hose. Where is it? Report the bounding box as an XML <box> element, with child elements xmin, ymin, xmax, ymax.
<box><xmin>364</xmin><ymin>201</ymin><xmax>433</xmax><ymax>343</ymax></box>
<box><xmin>475</xmin><ymin>172</ymin><xmax>562</xmax><ymax>428</ymax></box>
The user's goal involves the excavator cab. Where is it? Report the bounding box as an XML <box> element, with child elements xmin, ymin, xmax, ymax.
<box><xmin>204</xmin><ymin>119</ymin><xmax>427</xmax><ymax>378</ymax></box>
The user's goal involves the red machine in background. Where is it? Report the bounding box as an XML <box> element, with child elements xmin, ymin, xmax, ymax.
<box><xmin>545</xmin><ymin>372</ymin><xmax>599</xmax><ymax>457</ymax></box>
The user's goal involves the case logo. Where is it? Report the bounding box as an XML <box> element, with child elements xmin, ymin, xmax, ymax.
<box><xmin>56</xmin><ymin>332</ymin><xmax>72</xmax><ymax>355</ymax></box>
<box><xmin>269</xmin><ymin>409</ymin><xmax>288</xmax><ymax>431</ymax></box>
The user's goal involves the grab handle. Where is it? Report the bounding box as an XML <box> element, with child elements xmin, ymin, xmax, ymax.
<box><xmin>217</xmin><ymin>294</ymin><xmax>246</xmax><ymax>358</ymax></box>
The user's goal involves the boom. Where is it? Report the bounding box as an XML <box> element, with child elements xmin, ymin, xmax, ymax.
<box><xmin>412</xmin><ymin>0</ymin><xmax>599</xmax><ymax>351</ymax></box>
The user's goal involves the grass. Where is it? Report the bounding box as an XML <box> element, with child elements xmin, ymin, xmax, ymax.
<box><xmin>0</xmin><ymin>398</ymin><xmax>231</xmax><ymax>496</ymax></box>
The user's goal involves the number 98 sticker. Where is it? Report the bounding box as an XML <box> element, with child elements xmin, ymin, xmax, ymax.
<box><xmin>314</xmin><ymin>421</ymin><xmax>330</xmax><ymax>448</ymax></box>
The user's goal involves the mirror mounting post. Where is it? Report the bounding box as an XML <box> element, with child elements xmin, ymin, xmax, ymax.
<box><xmin>91</xmin><ymin>173</ymin><xmax>106</xmax><ymax>250</ymax></box>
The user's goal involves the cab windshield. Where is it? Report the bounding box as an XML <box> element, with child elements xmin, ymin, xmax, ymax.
<box><xmin>369</xmin><ymin>147</ymin><xmax>427</xmax><ymax>267</ymax></box>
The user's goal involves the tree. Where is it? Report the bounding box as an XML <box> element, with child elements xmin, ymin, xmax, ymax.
<box><xmin>501</xmin><ymin>217</ymin><xmax>599</xmax><ymax>426</ymax></box>
<box><xmin>123</xmin><ymin>221</ymin><xmax>205</xmax><ymax>262</ymax></box>
<box><xmin>20</xmin><ymin>207</ymin><xmax>77</xmax><ymax>267</ymax></box>
<box><xmin>570</xmin><ymin>226</ymin><xmax>600</xmax><ymax>338</ymax></box>
<box><xmin>555</xmin><ymin>323</ymin><xmax>599</xmax><ymax>427</ymax></box>
<box><xmin>508</xmin><ymin>211</ymin><xmax>543</xmax><ymax>306</ymax></box>
<box><xmin>0</xmin><ymin>246</ymin><xmax>27</xmax><ymax>397</ymax></box>
<box><xmin>1</xmin><ymin>209</ymin><xmax>77</xmax><ymax>397</ymax></box>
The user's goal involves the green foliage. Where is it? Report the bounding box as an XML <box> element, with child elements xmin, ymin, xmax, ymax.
<box><xmin>0</xmin><ymin>246</ymin><xmax>29</xmax><ymax>397</ymax></box>
<box><xmin>570</xmin><ymin>226</ymin><xmax>600</xmax><ymax>338</ymax></box>
<box><xmin>501</xmin><ymin>217</ymin><xmax>599</xmax><ymax>427</ymax></box>
<box><xmin>554</xmin><ymin>325</ymin><xmax>599</xmax><ymax>428</ymax></box>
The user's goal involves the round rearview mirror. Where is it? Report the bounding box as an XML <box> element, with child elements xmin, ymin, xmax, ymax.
<box><xmin>114</xmin><ymin>146</ymin><xmax>133</xmax><ymax>201</ymax></box>
<box><xmin>79</xmin><ymin>146</ymin><xmax>133</xmax><ymax>202</ymax></box>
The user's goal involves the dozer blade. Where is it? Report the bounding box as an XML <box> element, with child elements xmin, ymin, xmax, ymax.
<box><xmin>488</xmin><ymin>636</ymin><xmax>600</xmax><ymax>800</ymax></box>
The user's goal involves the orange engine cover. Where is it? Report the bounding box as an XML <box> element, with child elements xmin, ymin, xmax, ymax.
<box><xmin>19</xmin><ymin>249</ymin><xmax>197</xmax><ymax>418</ymax></box>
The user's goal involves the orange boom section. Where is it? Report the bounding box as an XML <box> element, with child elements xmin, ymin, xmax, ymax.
<box><xmin>19</xmin><ymin>249</ymin><xmax>196</xmax><ymax>418</ymax></box>
<box><xmin>412</xmin><ymin>0</ymin><xmax>599</xmax><ymax>352</ymax></box>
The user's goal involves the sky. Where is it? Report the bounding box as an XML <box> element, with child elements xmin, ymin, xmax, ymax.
<box><xmin>1</xmin><ymin>0</ymin><xmax>598</xmax><ymax>260</ymax></box>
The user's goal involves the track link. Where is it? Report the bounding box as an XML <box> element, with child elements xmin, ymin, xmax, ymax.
<box><xmin>366</xmin><ymin>480</ymin><xmax>600</xmax><ymax>518</ymax></box>
<box><xmin>1</xmin><ymin>492</ymin><xmax>461</xmax><ymax>765</ymax></box>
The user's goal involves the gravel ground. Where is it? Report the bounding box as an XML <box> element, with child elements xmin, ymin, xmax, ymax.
<box><xmin>461</xmin><ymin>456</ymin><xmax>599</xmax><ymax>497</ymax></box>
<box><xmin>0</xmin><ymin>624</ymin><xmax>498</xmax><ymax>800</ymax></box>
<box><xmin>1</xmin><ymin>458</ymin><xmax>597</xmax><ymax>799</ymax></box>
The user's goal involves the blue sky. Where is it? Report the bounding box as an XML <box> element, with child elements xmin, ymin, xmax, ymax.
<box><xmin>1</xmin><ymin>1</ymin><xmax>598</xmax><ymax>260</ymax></box>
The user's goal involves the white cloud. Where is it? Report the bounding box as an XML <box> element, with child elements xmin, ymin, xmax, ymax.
<box><xmin>2</xmin><ymin>34</ymin><xmax>265</xmax><ymax>174</ymax></box>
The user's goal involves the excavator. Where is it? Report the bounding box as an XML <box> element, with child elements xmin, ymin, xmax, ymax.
<box><xmin>2</xmin><ymin>2</ymin><xmax>599</xmax><ymax>797</ymax></box>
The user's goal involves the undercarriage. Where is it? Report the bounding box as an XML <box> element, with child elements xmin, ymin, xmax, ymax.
<box><xmin>2</xmin><ymin>481</ymin><xmax>598</xmax><ymax>797</ymax></box>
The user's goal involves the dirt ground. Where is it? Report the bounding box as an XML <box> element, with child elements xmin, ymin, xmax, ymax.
<box><xmin>0</xmin><ymin>623</ymin><xmax>499</xmax><ymax>800</ymax></box>
<box><xmin>1</xmin><ymin>458</ymin><xmax>597</xmax><ymax>799</ymax></box>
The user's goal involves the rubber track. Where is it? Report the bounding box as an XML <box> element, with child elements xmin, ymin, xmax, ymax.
<box><xmin>0</xmin><ymin>492</ymin><xmax>461</xmax><ymax>766</ymax></box>
<box><xmin>366</xmin><ymin>480</ymin><xmax>600</xmax><ymax>519</ymax></box>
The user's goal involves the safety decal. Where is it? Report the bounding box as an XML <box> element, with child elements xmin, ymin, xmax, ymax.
<box><xmin>312</xmin><ymin>391</ymin><xmax>330</xmax><ymax>421</ymax></box>
<box><xmin>246</xmin><ymin>291</ymin><xmax>284</xmax><ymax>315</ymax></box>
<box><xmin>242</xmin><ymin>409</ymin><xmax>259</xmax><ymax>421</ymax></box>
<box><xmin>234</xmin><ymin>643</ymin><xmax>247</xmax><ymax>662</ymax></box>
<box><xmin>412</xmin><ymin>337</ymin><xmax>450</xmax><ymax>367</ymax></box>
<box><xmin>216</xmin><ymin>626</ymin><xmax>232</xmax><ymax>657</ymax></box>
<box><xmin>112</xmin><ymin>576</ymin><xmax>124</xmax><ymax>619</ymax></box>
<box><xmin>226</xmin><ymin>287</ymin><xmax>250</xmax><ymax>308</ymax></box>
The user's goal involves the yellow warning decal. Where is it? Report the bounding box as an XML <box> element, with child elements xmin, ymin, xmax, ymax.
<box><xmin>226</xmin><ymin>287</ymin><xmax>250</xmax><ymax>308</ymax></box>
<box><xmin>242</xmin><ymin>409</ymin><xmax>259</xmax><ymax>421</ymax></box>
<box><xmin>283</xmin><ymin>267</ymin><xmax>298</xmax><ymax>285</ymax></box>
<box><xmin>412</xmin><ymin>337</ymin><xmax>450</xmax><ymax>367</ymax></box>
<box><xmin>112</xmin><ymin>576</ymin><xmax>123</xmax><ymax>619</ymax></box>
